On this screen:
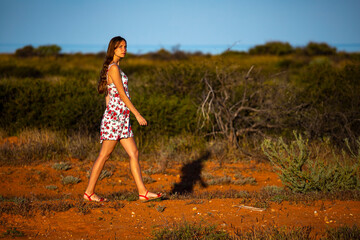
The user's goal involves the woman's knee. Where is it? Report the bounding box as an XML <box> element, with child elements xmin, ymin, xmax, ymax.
<box><xmin>128</xmin><ymin>149</ymin><xmax>139</xmax><ymax>160</ymax></box>
<box><xmin>98</xmin><ymin>152</ymin><xmax>111</xmax><ymax>162</ymax></box>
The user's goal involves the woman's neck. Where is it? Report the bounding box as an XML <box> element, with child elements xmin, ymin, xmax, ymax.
<box><xmin>112</xmin><ymin>55</ymin><xmax>121</xmax><ymax>64</ymax></box>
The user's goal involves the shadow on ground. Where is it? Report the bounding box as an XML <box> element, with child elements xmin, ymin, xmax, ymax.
<box><xmin>170</xmin><ymin>151</ymin><xmax>210</xmax><ymax>195</ymax></box>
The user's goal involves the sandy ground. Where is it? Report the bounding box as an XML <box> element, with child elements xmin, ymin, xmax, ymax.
<box><xmin>0</xmin><ymin>144</ymin><xmax>359</xmax><ymax>239</ymax></box>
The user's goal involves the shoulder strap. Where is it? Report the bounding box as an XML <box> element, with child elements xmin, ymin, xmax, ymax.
<box><xmin>108</xmin><ymin>63</ymin><xmax>117</xmax><ymax>69</ymax></box>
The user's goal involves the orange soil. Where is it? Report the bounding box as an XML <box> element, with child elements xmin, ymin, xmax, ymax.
<box><xmin>0</xmin><ymin>141</ymin><xmax>359</xmax><ymax>239</ymax></box>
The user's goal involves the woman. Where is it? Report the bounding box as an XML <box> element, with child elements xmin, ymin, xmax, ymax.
<box><xmin>84</xmin><ymin>36</ymin><xmax>162</xmax><ymax>202</ymax></box>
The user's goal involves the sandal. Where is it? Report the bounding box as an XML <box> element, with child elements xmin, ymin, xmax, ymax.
<box><xmin>139</xmin><ymin>190</ymin><xmax>163</xmax><ymax>203</ymax></box>
<box><xmin>84</xmin><ymin>192</ymin><xmax>108</xmax><ymax>202</ymax></box>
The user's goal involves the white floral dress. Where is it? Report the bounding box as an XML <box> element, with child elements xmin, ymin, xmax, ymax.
<box><xmin>100</xmin><ymin>63</ymin><xmax>133</xmax><ymax>143</ymax></box>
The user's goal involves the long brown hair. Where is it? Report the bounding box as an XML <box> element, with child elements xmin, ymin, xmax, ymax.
<box><xmin>97</xmin><ymin>36</ymin><xmax>127</xmax><ymax>95</ymax></box>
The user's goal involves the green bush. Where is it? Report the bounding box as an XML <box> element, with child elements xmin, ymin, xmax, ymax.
<box><xmin>0</xmin><ymin>78</ymin><xmax>104</xmax><ymax>134</ymax></box>
<box><xmin>249</xmin><ymin>41</ymin><xmax>294</xmax><ymax>55</ymax></box>
<box><xmin>261</xmin><ymin>132</ymin><xmax>360</xmax><ymax>193</ymax></box>
<box><xmin>15</xmin><ymin>44</ymin><xmax>61</xmax><ymax>57</ymax></box>
<box><xmin>15</xmin><ymin>45</ymin><xmax>36</xmax><ymax>57</ymax></box>
<box><xmin>0</xmin><ymin>65</ymin><xmax>43</xmax><ymax>78</ymax></box>
<box><xmin>303</xmin><ymin>42</ymin><xmax>337</xmax><ymax>56</ymax></box>
<box><xmin>292</xmin><ymin>63</ymin><xmax>360</xmax><ymax>146</ymax></box>
<box><xmin>36</xmin><ymin>45</ymin><xmax>61</xmax><ymax>57</ymax></box>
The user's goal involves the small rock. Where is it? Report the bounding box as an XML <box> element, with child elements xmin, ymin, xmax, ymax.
<box><xmin>132</xmin><ymin>212</ymin><xmax>135</xmax><ymax>215</ymax></box>
<box><xmin>314</xmin><ymin>211</ymin><xmax>318</xmax><ymax>217</ymax></box>
<box><xmin>193</xmin><ymin>207</ymin><xmax>197</xmax><ymax>211</ymax></box>
<box><xmin>271</xmin><ymin>209</ymin><xmax>276</xmax><ymax>212</ymax></box>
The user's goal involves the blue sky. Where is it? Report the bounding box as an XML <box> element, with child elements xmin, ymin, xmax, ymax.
<box><xmin>0</xmin><ymin>0</ymin><xmax>359</xmax><ymax>47</ymax></box>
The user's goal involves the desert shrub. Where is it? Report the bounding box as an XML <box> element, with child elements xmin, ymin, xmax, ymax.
<box><xmin>325</xmin><ymin>225</ymin><xmax>360</xmax><ymax>240</ymax></box>
<box><xmin>0</xmin><ymin>129</ymin><xmax>66</xmax><ymax>165</ymax></box>
<box><xmin>143</xmin><ymin>176</ymin><xmax>156</xmax><ymax>184</ymax></box>
<box><xmin>234</xmin><ymin>226</ymin><xmax>314</xmax><ymax>240</ymax></box>
<box><xmin>15</xmin><ymin>44</ymin><xmax>61</xmax><ymax>57</ymax></box>
<box><xmin>0</xmin><ymin>73</ymin><xmax>199</xmax><ymax>142</ymax></box>
<box><xmin>220</xmin><ymin>50</ymin><xmax>247</xmax><ymax>57</ymax></box>
<box><xmin>155</xmin><ymin>204</ymin><xmax>166</xmax><ymax>212</ymax></box>
<box><xmin>157</xmin><ymin>133</ymin><xmax>207</xmax><ymax>164</ymax></box>
<box><xmin>99</xmin><ymin>169</ymin><xmax>112</xmax><ymax>180</ymax></box>
<box><xmin>233</xmin><ymin>174</ymin><xmax>257</xmax><ymax>185</ymax></box>
<box><xmin>45</xmin><ymin>185</ymin><xmax>58</xmax><ymax>190</ymax></box>
<box><xmin>144</xmin><ymin>48</ymin><xmax>173</xmax><ymax>60</ymax></box>
<box><xmin>52</xmin><ymin>162</ymin><xmax>72</xmax><ymax>171</ymax></box>
<box><xmin>35</xmin><ymin>45</ymin><xmax>61</xmax><ymax>57</ymax></box>
<box><xmin>303</xmin><ymin>42</ymin><xmax>337</xmax><ymax>56</ymax></box>
<box><xmin>1</xmin><ymin>227</ymin><xmax>25</xmax><ymax>238</ymax></box>
<box><xmin>143</xmin><ymin>48</ymin><xmax>190</xmax><ymax>61</ymax></box>
<box><xmin>15</xmin><ymin>45</ymin><xmax>36</xmax><ymax>57</ymax></box>
<box><xmin>151</xmin><ymin>221</ymin><xmax>231</xmax><ymax>240</ymax></box>
<box><xmin>0</xmin><ymin>65</ymin><xmax>43</xmax><ymax>78</ymax></box>
<box><xmin>109</xmin><ymin>191</ymin><xmax>139</xmax><ymax>201</ymax></box>
<box><xmin>61</xmin><ymin>175</ymin><xmax>81</xmax><ymax>185</ymax></box>
<box><xmin>261</xmin><ymin>132</ymin><xmax>360</xmax><ymax>193</ymax></box>
<box><xmin>134</xmin><ymin>94</ymin><xmax>198</xmax><ymax>135</ymax></box>
<box><xmin>203</xmin><ymin>174</ymin><xmax>256</xmax><ymax>186</ymax></box>
<box><xmin>148</xmin><ymin>61</ymin><xmax>211</xmax><ymax>98</ymax></box>
<box><xmin>249</xmin><ymin>41</ymin><xmax>294</xmax><ymax>55</ymax></box>
<box><xmin>86</xmin><ymin>169</ymin><xmax>112</xmax><ymax>181</ymax></box>
<box><xmin>292</xmin><ymin>63</ymin><xmax>360</xmax><ymax>147</ymax></box>
<box><xmin>0</xmin><ymin>77</ymin><xmax>104</xmax><ymax>134</ymax></box>
<box><xmin>65</xmin><ymin>132</ymin><xmax>99</xmax><ymax>160</ymax></box>
<box><xmin>197</xmin><ymin>65</ymin><xmax>292</xmax><ymax>151</ymax></box>
<box><xmin>206</xmin><ymin>175</ymin><xmax>232</xmax><ymax>185</ymax></box>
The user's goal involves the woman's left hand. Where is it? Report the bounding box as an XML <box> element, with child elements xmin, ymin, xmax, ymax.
<box><xmin>136</xmin><ymin>114</ymin><xmax>147</xmax><ymax>126</ymax></box>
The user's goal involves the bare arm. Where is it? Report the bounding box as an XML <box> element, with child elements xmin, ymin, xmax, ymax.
<box><xmin>108</xmin><ymin>65</ymin><xmax>147</xmax><ymax>126</ymax></box>
<box><xmin>105</xmin><ymin>94</ymin><xmax>110</xmax><ymax>106</ymax></box>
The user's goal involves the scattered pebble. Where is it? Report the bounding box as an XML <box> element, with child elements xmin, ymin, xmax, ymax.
<box><xmin>193</xmin><ymin>207</ymin><xmax>197</xmax><ymax>211</ymax></box>
<box><xmin>314</xmin><ymin>211</ymin><xmax>318</xmax><ymax>217</ymax></box>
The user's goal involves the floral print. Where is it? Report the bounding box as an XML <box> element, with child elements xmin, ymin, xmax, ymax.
<box><xmin>100</xmin><ymin>64</ymin><xmax>133</xmax><ymax>143</ymax></box>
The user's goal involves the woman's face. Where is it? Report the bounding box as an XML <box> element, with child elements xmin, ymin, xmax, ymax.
<box><xmin>114</xmin><ymin>40</ymin><xmax>127</xmax><ymax>58</ymax></box>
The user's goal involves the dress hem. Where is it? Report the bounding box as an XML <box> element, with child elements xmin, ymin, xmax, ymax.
<box><xmin>100</xmin><ymin>135</ymin><xmax>134</xmax><ymax>144</ymax></box>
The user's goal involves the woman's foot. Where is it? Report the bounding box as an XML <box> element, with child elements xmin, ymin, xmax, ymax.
<box><xmin>139</xmin><ymin>190</ymin><xmax>163</xmax><ymax>203</ymax></box>
<box><xmin>83</xmin><ymin>192</ymin><xmax>108</xmax><ymax>202</ymax></box>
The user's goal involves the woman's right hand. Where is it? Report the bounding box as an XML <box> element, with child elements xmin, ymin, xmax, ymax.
<box><xmin>136</xmin><ymin>114</ymin><xmax>147</xmax><ymax>126</ymax></box>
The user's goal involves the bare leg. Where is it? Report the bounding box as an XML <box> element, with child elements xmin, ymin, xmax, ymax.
<box><xmin>84</xmin><ymin>140</ymin><xmax>117</xmax><ymax>201</ymax></box>
<box><xmin>119</xmin><ymin>137</ymin><xmax>161</xmax><ymax>199</ymax></box>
